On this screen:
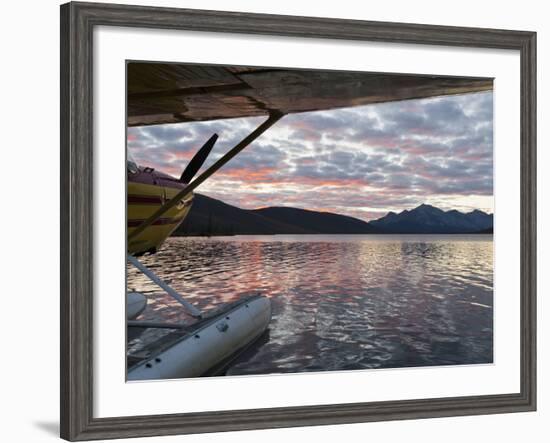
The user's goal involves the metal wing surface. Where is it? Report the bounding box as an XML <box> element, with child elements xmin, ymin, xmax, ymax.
<box><xmin>127</xmin><ymin>63</ymin><xmax>493</xmax><ymax>127</ymax></box>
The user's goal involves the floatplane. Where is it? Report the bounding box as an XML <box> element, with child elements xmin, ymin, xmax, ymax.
<box><xmin>125</xmin><ymin>63</ymin><xmax>493</xmax><ymax>380</ymax></box>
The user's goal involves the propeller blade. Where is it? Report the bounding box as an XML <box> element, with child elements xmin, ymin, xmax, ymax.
<box><xmin>179</xmin><ymin>134</ymin><xmax>218</xmax><ymax>183</ymax></box>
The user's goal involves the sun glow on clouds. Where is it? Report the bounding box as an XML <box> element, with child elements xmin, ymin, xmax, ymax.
<box><xmin>128</xmin><ymin>91</ymin><xmax>493</xmax><ymax>221</ymax></box>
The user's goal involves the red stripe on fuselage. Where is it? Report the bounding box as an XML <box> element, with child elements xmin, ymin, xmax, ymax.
<box><xmin>127</xmin><ymin>195</ymin><xmax>164</xmax><ymax>204</ymax></box>
<box><xmin>128</xmin><ymin>168</ymin><xmax>188</xmax><ymax>190</ymax></box>
<box><xmin>127</xmin><ymin>216</ymin><xmax>185</xmax><ymax>227</ymax></box>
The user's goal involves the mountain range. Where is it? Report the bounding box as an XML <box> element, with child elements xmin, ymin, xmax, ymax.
<box><xmin>173</xmin><ymin>194</ymin><xmax>493</xmax><ymax>236</ymax></box>
<box><xmin>174</xmin><ymin>194</ymin><xmax>378</xmax><ymax>235</ymax></box>
<box><xmin>369</xmin><ymin>203</ymin><xmax>493</xmax><ymax>234</ymax></box>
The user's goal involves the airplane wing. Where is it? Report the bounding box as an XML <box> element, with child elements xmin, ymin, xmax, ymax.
<box><xmin>127</xmin><ymin>63</ymin><xmax>493</xmax><ymax>127</ymax></box>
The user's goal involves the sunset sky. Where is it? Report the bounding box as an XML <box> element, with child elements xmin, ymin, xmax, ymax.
<box><xmin>127</xmin><ymin>90</ymin><xmax>493</xmax><ymax>222</ymax></box>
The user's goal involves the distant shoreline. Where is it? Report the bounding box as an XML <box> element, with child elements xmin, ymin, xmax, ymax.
<box><xmin>172</xmin><ymin>232</ymin><xmax>494</xmax><ymax>238</ymax></box>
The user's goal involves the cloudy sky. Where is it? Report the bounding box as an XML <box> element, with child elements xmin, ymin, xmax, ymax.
<box><xmin>127</xmin><ymin>90</ymin><xmax>493</xmax><ymax>222</ymax></box>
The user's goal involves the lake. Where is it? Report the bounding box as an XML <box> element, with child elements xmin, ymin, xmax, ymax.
<box><xmin>127</xmin><ymin>234</ymin><xmax>493</xmax><ymax>375</ymax></box>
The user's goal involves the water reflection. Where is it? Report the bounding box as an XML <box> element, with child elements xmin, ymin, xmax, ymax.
<box><xmin>127</xmin><ymin>234</ymin><xmax>493</xmax><ymax>375</ymax></box>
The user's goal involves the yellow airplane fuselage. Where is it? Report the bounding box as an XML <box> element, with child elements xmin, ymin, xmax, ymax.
<box><xmin>127</xmin><ymin>169</ymin><xmax>193</xmax><ymax>256</ymax></box>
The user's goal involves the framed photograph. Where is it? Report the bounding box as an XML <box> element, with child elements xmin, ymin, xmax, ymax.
<box><xmin>60</xmin><ymin>1</ymin><xmax>536</xmax><ymax>441</ymax></box>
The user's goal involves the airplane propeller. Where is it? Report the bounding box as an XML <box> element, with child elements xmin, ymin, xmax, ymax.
<box><xmin>179</xmin><ymin>133</ymin><xmax>218</xmax><ymax>184</ymax></box>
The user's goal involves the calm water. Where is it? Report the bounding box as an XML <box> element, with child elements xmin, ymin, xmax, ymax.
<box><xmin>127</xmin><ymin>234</ymin><xmax>493</xmax><ymax>375</ymax></box>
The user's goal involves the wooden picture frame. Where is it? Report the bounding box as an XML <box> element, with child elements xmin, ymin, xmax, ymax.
<box><xmin>60</xmin><ymin>1</ymin><xmax>536</xmax><ymax>440</ymax></box>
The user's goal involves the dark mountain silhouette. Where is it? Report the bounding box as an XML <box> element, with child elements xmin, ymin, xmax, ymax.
<box><xmin>252</xmin><ymin>207</ymin><xmax>379</xmax><ymax>234</ymax></box>
<box><xmin>369</xmin><ymin>203</ymin><xmax>493</xmax><ymax>234</ymax></box>
<box><xmin>174</xmin><ymin>194</ymin><xmax>379</xmax><ymax>235</ymax></box>
<box><xmin>173</xmin><ymin>195</ymin><xmax>493</xmax><ymax>236</ymax></box>
<box><xmin>174</xmin><ymin>194</ymin><xmax>311</xmax><ymax>236</ymax></box>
